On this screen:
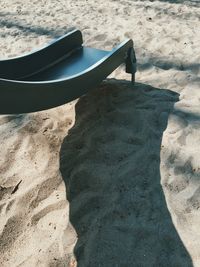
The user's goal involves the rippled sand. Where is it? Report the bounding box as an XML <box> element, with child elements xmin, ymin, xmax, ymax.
<box><xmin>0</xmin><ymin>0</ymin><xmax>200</xmax><ymax>266</ymax></box>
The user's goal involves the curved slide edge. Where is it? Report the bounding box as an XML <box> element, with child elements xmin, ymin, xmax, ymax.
<box><xmin>0</xmin><ymin>29</ymin><xmax>83</xmax><ymax>80</ymax></box>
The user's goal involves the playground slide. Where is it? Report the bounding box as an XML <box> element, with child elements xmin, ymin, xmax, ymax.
<box><xmin>0</xmin><ymin>29</ymin><xmax>136</xmax><ymax>114</ymax></box>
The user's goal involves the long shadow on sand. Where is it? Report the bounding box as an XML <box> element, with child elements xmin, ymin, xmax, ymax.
<box><xmin>155</xmin><ymin>0</ymin><xmax>199</xmax><ymax>6</ymax></box>
<box><xmin>136</xmin><ymin>0</ymin><xmax>199</xmax><ymax>7</ymax></box>
<box><xmin>0</xmin><ymin>16</ymin><xmax>71</xmax><ymax>38</ymax></box>
<box><xmin>60</xmin><ymin>79</ymin><xmax>193</xmax><ymax>267</ymax></box>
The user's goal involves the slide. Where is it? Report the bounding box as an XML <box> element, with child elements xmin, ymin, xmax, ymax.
<box><xmin>0</xmin><ymin>29</ymin><xmax>136</xmax><ymax>114</ymax></box>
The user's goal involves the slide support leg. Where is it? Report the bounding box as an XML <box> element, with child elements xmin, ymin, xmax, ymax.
<box><xmin>125</xmin><ymin>47</ymin><xmax>137</xmax><ymax>84</ymax></box>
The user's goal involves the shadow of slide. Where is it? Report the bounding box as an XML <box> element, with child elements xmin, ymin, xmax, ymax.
<box><xmin>60</xmin><ymin>80</ymin><xmax>193</xmax><ymax>267</ymax></box>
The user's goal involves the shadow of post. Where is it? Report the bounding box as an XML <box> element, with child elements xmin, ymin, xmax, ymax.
<box><xmin>60</xmin><ymin>80</ymin><xmax>193</xmax><ymax>267</ymax></box>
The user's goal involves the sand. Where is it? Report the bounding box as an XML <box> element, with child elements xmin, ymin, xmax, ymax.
<box><xmin>0</xmin><ymin>0</ymin><xmax>200</xmax><ymax>266</ymax></box>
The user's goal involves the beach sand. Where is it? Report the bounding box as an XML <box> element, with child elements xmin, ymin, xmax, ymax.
<box><xmin>0</xmin><ymin>0</ymin><xmax>200</xmax><ymax>266</ymax></box>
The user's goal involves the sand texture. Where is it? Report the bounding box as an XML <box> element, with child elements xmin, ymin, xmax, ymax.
<box><xmin>0</xmin><ymin>0</ymin><xmax>200</xmax><ymax>266</ymax></box>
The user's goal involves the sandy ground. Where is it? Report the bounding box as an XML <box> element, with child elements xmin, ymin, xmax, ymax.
<box><xmin>0</xmin><ymin>0</ymin><xmax>200</xmax><ymax>266</ymax></box>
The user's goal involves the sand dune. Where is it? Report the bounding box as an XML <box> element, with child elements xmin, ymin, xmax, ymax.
<box><xmin>0</xmin><ymin>0</ymin><xmax>200</xmax><ymax>266</ymax></box>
